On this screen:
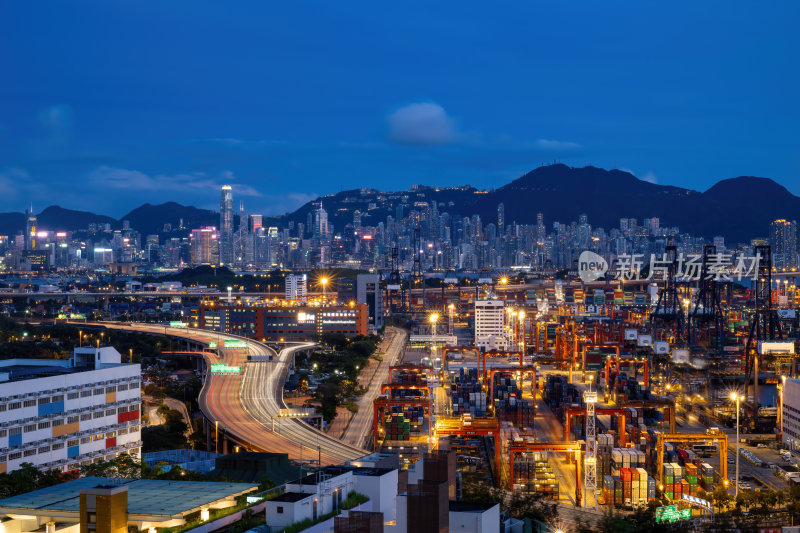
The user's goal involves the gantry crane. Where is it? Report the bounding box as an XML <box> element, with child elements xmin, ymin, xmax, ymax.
<box><xmin>388</xmin><ymin>364</ymin><xmax>431</xmax><ymax>383</ymax></box>
<box><xmin>480</xmin><ymin>350</ymin><xmax>523</xmax><ymax>377</ymax></box>
<box><xmin>483</xmin><ymin>365</ymin><xmax>537</xmax><ymax>409</ymax></box>
<box><xmin>618</xmin><ymin>398</ymin><xmax>676</xmax><ymax>433</ymax></box>
<box><xmin>373</xmin><ymin>397</ymin><xmax>431</xmax><ymax>448</ymax></box>
<box><xmin>656</xmin><ymin>430</ymin><xmax>728</xmax><ymax>491</ymax></box>
<box><xmin>508</xmin><ymin>441</ymin><xmax>584</xmax><ymax>504</ymax></box>
<box><xmin>379</xmin><ymin>383</ymin><xmax>431</xmax><ymax>398</ymax></box>
<box><xmin>434</xmin><ymin>416</ymin><xmax>502</xmax><ymax>473</ymax></box>
<box><xmin>603</xmin><ymin>356</ymin><xmax>649</xmax><ymax>392</ymax></box>
<box><xmin>574</xmin><ymin>343</ymin><xmax>620</xmax><ymax>383</ymax></box>
<box><xmin>563</xmin><ymin>406</ymin><xmax>628</xmax><ymax>446</ymax></box>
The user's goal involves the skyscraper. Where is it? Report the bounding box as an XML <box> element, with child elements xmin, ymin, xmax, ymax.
<box><xmin>770</xmin><ymin>219</ymin><xmax>798</xmax><ymax>270</ymax></box>
<box><xmin>25</xmin><ymin>205</ymin><xmax>37</xmax><ymax>250</ymax></box>
<box><xmin>497</xmin><ymin>203</ymin><xmax>505</xmax><ymax>230</ymax></box>
<box><xmin>314</xmin><ymin>202</ymin><xmax>330</xmax><ymax>242</ymax></box>
<box><xmin>219</xmin><ymin>185</ymin><xmax>234</xmax><ymax>265</ymax></box>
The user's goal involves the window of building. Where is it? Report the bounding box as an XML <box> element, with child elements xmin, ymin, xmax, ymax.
<box><xmin>106</xmin><ymin>409</ymin><xmax>116</xmax><ymax>416</ymax></box>
<box><xmin>93</xmin><ymin>433</ymin><xmax>104</xmax><ymax>441</ymax></box>
<box><xmin>24</xmin><ymin>424</ymin><xmax>36</xmax><ymax>433</ymax></box>
<box><xmin>52</xmin><ymin>442</ymin><xmax>64</xmax><ymax>450</ymax></box>
<box><xmin>38</xmin><ymin>446</ymin><xmax>51</xmax><ymax>453</ymax></box>
<box><xmin>67</xmin><ymin>439</ymin><xmax>79</xmax><ymax>447</ymax></box>
<box><xmin>68</xmin><ymin>392</ymin><xmax>80</xmax><ymax>400</ymax></box>
<box><xmin>8</xmin><ymin>402</ymin><xmax>21</xmax><ymax>410</ymax></box>
<box><xmin>105</xmin><ymin>387</ymin><xmax>115</xmax><ymax>394</ymax></box>
<box><xmin>0</xmin><ymin>430</ymin><xmax>6</xmax><ymax>437</ymax></box>
<box><xmin>277</xmin><ymin>506</ymin><xmax>284</xmax><ymax>514</ymax></box>
<box><xmin>52</xmin><ymin>395</ymin><xmax>64</xmax><ymax>403</ymax></box>
<box><xmin>81</xmin><ymin>390</ymin><xmax>92</xmax><ymax>398</ymax></box>
<box><xmin>81</xmin><ymin>413</ymin><xmax>92</xmax><ymax>421</ymax></box>
<box><xmin>93</xmin><ymin>389</ymin><xmax>104</xmax><ymax>396</ymax></box>
<box><xmin>38</xmin><ymin>397</ymin><xmax>51</xmax><ymax>405</ymax></box>
<box><xmin>23</xmin><ymin>400</ymin><xmax>36</xmax><ymax>408</ymax></box>
<box><xmin>68</xmin><ymin>415</ymin><xmax>79</xmax><ymax>424</ymax></box>
<box><xmin>9</xmin><ymin>452</ymin><xmax>22</xmax><ymax>460</ymax></box>
<box><xmin>0</xmin><ymin>404</ymin><xmax>6</xmax><ymax>412</ymax></box>
<box><xmin>117</xmin><ymin>384</ymin><xmax>128</xmax><ymax>391</ymax></box>
<box><xmin>38</xmin><ymin>421</ymin><xmax>51</xmax><ymax>430</ymax></box>
<box><xmin>106</xmin><ymin>431</ymin><xmax>116</xmax><ymax>438</ymax></box>
<box><xmin>52</xmin><ymin>418</ymin><xmax>65</xmax><ymax>427</ymax></box>
<box><xmin>80</xmin><ymin>437</ymin><xmax>91</xmax><ymax>444</ymax></box>
<box><xmin>23</xmin><ymin>449</ymin><xmax>36</xmax><ymax>457</ymax></box>
<box><xmin>93</xmin><ymin>411</ymin><xmax>104</xmax><ymax>419</ymax></box>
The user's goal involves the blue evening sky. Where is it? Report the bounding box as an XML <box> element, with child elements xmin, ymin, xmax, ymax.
<box><xmin>1</xmin><ymin>1</ymin><xmax>798</xmax><ymax>217</ymax></box>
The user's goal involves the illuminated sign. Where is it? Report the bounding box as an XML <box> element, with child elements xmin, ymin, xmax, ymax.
<box><xmin>209</xmin><ymin>342</ymin><xmax>217</xmax><ymax>348</ymax></box>
<box><xmin>169</xmin><ymin>321</ymin><xmax>188</xmax><ymax>328</ymax></box>
<box><xmin>210</xmin><ymin>363</ymin><xmax>241</xmax><ymax>374</ymax></box>
<box><xmin>655</xmin><ymin>505</ymin><xmax>691</xmax><ymax>523</ymax></box>
<box><xmin>297</xmin><ymin>312</ymin><xmax>315</xmax><ymax>323</ymax></box>
<box><xmin>223</xmin><ymin>340</ymin><xmax>248</xmax><ymax>348</ymax></box>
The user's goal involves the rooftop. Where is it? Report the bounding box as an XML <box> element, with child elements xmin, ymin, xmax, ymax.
<box><xmin>448</xmin><ymin>501</ymin><xmax>499</xmax><ymax>513</ymax></box>
<box><xmin>0</xmin><ymin>477</ymin><xmax>258</xmax><ymax>520</ymax></box>
<box><xmin>270</xmin><ymin>492</ymin><xmax>314</xmax><ymax>503</ymax></box>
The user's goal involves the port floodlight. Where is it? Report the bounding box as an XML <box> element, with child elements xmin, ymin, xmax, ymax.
<box><xmin>429</xmin><ymin>313</ymin><xmax>440</xmax><ymax>324</ymax></box>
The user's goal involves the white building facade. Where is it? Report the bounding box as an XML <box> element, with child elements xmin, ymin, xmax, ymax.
<box><xmin>474</xmin><ymin>299</ymin><xmax>507</xmax><ymax>352</ymax></box>
<box><xmin>285</xmin><ymin>274</ymin><xmax>308</xmax><ymax>300</ymax></box>
<box><xmin>783</xmin><ymin>378</ymin><xmax>800</xmax><ymax>451</ymax></box>
<box><xmin>0</xmin><ymin>347</ymin><xmax>141</xmax><ymax>474</ymax></box>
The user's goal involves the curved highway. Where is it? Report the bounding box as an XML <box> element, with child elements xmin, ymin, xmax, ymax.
<box><xmin>78</xmin><ymin>322</ymin><xmax>365</xmax><ymax>465</ymax></box>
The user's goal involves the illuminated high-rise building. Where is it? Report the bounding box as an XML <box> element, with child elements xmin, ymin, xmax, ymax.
<box><xmin>219</xmin><ymin>185</ymin><xmax>234</xmax><ymax>265</ymax></box>
<box><xmin>25</xmin><ymin>205</ymin><xmax>37</xmax><ymax>250</ymax></box>
<box><xmin>191</xmin><ymin>227</ymin><xmax>219</xmax><ymax>265</ymax></box>
<box><xmin>497</xmin><ymin>203</ymin><xmax>505</xmax><ymax>230</ymax></box>
<box><xmin>770</xmin><ymin>218</ymin><xmax>798</xmax><ymax>270</ymax></box>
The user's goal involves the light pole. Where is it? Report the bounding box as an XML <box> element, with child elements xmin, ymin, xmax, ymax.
<box><xmin>429</xmin><ymin>312</ymin><xmax>439</xmax><ymax>336</ymax></box>
<box><xmin>518</xmin><ymin>310</ymin><xmax>526</xmax><ymax>352</ymax></box>
<box><xmin>227</xmin><ymin>286</ymin><xmax>233</xmax><ymax>304</ymax></box>
<box><xmin>731</xmin><ymin>392</ymin><xmax>741</xmax><ymax>498</ymax></box>
<box><xmin>320</xmin><ymin>277</ymin><xmax>328</xmax><ymax>305</ymax></box>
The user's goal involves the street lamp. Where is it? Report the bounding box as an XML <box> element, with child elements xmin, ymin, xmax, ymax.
<box><xmin>429</xmin><ymin>313</ymin><xmax>440</xmax><ymax>336</ymax></box>
<box><xmin>731</xmin><ymin>392</ymin><xmax>741</xmax><ymax>498</ymax></box>
<box><xmin>320</xmin><ymin>277</ymin><xmax>329</xmax><ymax>304</ymax></box>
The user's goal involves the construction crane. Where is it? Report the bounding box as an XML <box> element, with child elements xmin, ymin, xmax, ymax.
<box><xmin>656</xmin><ymin>430</ymin><xmax>728</xmax><ymax>490</ymax></box>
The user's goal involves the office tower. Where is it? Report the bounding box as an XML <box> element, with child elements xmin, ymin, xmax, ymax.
<box><xmin>497</xmin><ymin>203</ymin><xmax>505</xmax><ymax>230</ymax></box>
<box><xmin>248</xmin><ymin>214</ymin><xmax>263</xmax><ymax>233</ymax></box>
<box><xmin>474</xmin><ymin>299</ymin><xmax>507</xmax><ymax>352</ymax></box>
<box><xmin>314</xmin><ymin>202</ymin><xmax>330</xmax><ymax>242</ymax></box>
<box><xmin>0</xmin><ymin>346</ymin><xmax>141</xmax><ymax>474</ymax></box>
<box><xmin>770</xmin><ymin>219</ymin><xmax>798</xmax><ymax>270</ymax></box>
<box><xmin>219</xmin><ymin>185</ymin><xmax>234</xmax><ymax>265</ymax></box>
<box><xmin>285</xmin><ymin>273</ymin><xmax>308</xmax><ymax>300</ymax></box>
<box><xmin>25</xmin><ymin>205</ymin><xmax>37</xmax><ymax>250</ymax></box>
<box><xmin>357</xmin><ymin>273</ymin><xmax>384</xmax><ymax>331</ymax></box>
<box><xmin>190</xmin><ymin>227</ymin><xmax>219</xmax><ymax>265</ymax></box>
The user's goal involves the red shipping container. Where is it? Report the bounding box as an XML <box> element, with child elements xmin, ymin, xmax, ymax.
<box><xmin>620</xmin><ymin>468</ymin><xmax>631</xmax><ymax>480</ymax></box>
<box><xmin>674</xmin><ymin>483</ymin><xmax>682</xmax><ymax>493</ymax></box>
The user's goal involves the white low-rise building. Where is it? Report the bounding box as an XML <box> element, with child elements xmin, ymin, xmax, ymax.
<box><xmin>0</xmin><ymin>347</ymin><xmax>141</xmax><ymax>474</ymax></box>
<box><xmin>474</xmin><ymin>299</ymin><xmax>507</xmax><ymax>352</ymax></box>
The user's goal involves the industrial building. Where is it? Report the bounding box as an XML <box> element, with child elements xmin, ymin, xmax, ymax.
<box><xmin>0</xmin><ymin>347</ymin><xmax>141</xmax><ymax>474</ymax></box>
<box><xmin>474</xmin><ymin>299</ymin><xmax>507</xmax><ymax>352</ymax></box>
<box><xmin>199</xmin><ymin>302</ymin><xmax>369</xmax><ymax>340</ymax></box>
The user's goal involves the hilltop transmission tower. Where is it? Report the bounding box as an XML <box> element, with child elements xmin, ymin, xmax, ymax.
<box><xmin>584</xmin><ymin>389</ymin><xmax>598</xmax><ymax>509</ymax></box>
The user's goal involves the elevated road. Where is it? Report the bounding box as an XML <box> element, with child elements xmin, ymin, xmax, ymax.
<box><xmin>79</xmin><ymin>322</ymin><xmax>365</xmax><ymax>465</ymax></box>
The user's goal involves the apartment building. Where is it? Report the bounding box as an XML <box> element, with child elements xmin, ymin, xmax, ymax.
<box><xmin>0</xmin><ymin>347</ymin><xmax>141</xmax><ymax>474</ymax></box>
<box><xmin>474</xmin><ymin>299</ymin><xmax>507</xmax><ymax>352</ymax></box>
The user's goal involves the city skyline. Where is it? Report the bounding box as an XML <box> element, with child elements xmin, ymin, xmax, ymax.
<box><xmin>1</xmin><ymin>2</ymin><xmax>798</xmax><ymax>215</ymax></box>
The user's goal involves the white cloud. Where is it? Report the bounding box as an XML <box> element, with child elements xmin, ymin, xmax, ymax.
<box><xmin>87</xmin><ymin>166</ymin><xmax>262</xmax><ymax>197</ymax></box>
<box><xmin>387</xmin><ymin>102</ymin><xmax>457</xmax><ymax>146</ymax></box>
<box><xmin>642</xmin><ymin>171</ymin><xmax>658</xmax><ymax>184</ymax></box>
<box><xmin>532</xmin><ymin>138</ymin><xmax>582</xmax><ymax>151</ymax></box>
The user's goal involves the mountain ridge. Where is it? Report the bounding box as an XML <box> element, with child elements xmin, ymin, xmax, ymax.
<box><xmin>0</xmin><ymin>165</ymin><xmax>796</xmax><ymax>244</ymax></box>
